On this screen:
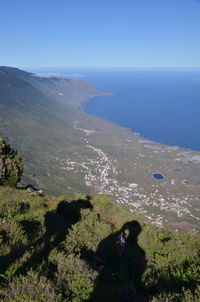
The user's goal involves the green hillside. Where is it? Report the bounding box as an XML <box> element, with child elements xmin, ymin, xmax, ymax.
<box><xmin>0</xmin><ymin>185</ymin><xmax>199</xmax><ymax>301</ymax></box>
<box><xmin>1</xmin><ymin>66</ymin><xmax>200</xmax><ymax>232</ymax></box>
<box><xmin>0</xmin><ymin>66</ymin><xmax>104</xmax><ymax>195</ymax></box>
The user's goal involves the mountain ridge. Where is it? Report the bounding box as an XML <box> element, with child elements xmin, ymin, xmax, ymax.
<box><xmin>0</xmin><ymin>66</ymin><xmax>103</xmax><ymax>108</ymax></box>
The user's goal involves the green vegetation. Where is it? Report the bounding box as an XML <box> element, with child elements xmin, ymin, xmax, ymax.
<box><xmin>0</xmin><ymin>186</ymin><xmax>199</xmax><ymax>301</ymax></box>
<box><xmin>0</xmin><ymin>137</ymin><xmax>23</xmax><ymax>186</ymax></box>
<box><xmin>0</xmin><ymin>67</ymin><xmax>200</xmax><ymax>300</ymax></box>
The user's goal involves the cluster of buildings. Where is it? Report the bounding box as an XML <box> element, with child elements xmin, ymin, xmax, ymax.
<box><xmin>55</xmin><ymin>122</ymin><xmax>200</xmax><ymax>229</ymax></box>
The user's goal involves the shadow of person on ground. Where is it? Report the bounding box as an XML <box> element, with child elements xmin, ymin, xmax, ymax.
<box><xmin>11</xmin><ymin>197</ymin><xmax>92</xmax><ymax>277</ymax></box>
<box><xmin>82</xmin><ymin>220</ymin><xmax>147</xmax><ymax>302</ymax></box>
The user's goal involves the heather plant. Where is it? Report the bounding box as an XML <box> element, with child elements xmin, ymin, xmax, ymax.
<box><xmin>1</xmin><ymin>270</ymin><xmax>61</xmax><ymax>302</ymax></box>
<box><xmin>0</xmin><ymin>200</ymin><xmax>29</xmax><ymax>219</ymax></box>
<box><xmin>0</xmin><ymin>218</ymin><xmax>27</xmax><ymax>247</ymax></box>
<box><xmin>49</xmin><ymin>251</ymin><xmax>97</xmax><ymax>302</ymax></box>
<box><xmin>150</xmin><ymin>285</ymin><xmax>200</xmax><ymax>302</ymax></box>
<box><xmin>64</xmin><ymin>209</ymin><xmax>113</xmax><ymax>254</ymax></box>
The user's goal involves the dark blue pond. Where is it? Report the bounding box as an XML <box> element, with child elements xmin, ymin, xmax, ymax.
<box><xmin>153</xmin><ymin>174</ymin><xmax>164</xmax><ymax>180</ymax></box>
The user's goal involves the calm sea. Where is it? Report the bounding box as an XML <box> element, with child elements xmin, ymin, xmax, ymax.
<box><xmin>30</xmin><ymin>68</ymin><xmax>200</xmax><ymax>151</ymax></box>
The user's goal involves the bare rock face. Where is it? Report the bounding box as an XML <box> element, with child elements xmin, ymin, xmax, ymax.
<box><xmin>25</xmin><ymin>184</ymin><xmax>44</xmax><ymax>197</ymax></box>
<box><xmin>0</xmin><ymin>137</ymin><xmax>23</xmax><ymax>186</ymax></box>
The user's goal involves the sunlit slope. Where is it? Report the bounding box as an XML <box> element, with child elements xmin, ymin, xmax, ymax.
<box><xmin>0</xmin><ymin>66</ymin><xmax>101</xmax><ymax>108</ymax></box>
<box><xmin>0</xmin><ymin>67</ymin><xmax>101</xmax><ymax>195</ymax></box>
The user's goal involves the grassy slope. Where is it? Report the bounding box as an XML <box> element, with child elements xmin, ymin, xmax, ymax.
<box><xmin>0</xmin><ymin>67</ymin><xmax>103</xmax><ymax>195</ymax></box>
<box><xmin>0</xmin><ymin>186</ymin><xmax>199</xmax><ymax>301</ymax></box>
<box><xmin>0</xmin><ymin>66</ymin><xmax>152</xmax><ymax>197</ymax></box>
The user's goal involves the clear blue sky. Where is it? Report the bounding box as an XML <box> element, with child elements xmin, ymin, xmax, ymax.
<box><xmin>1</xmin><ymin>0</ymin><xmax>200</xmax><ymax>68</ymax></box>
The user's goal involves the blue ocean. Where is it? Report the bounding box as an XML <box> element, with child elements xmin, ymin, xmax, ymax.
<box><xmin>83</xmin><ymin>69</ymin><xmax>200</xmax><ymax>151</ymax></box>
<box><xmin>30</xmin><ymin>68</ymin><xmax>200</xmax><ymax>151</ymax></box>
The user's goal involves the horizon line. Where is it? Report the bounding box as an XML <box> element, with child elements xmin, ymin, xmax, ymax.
<box><xmin>2</xmin><ymin>64</ymin><xmax>200</xmax><ymax>70</ymax></box>
<box><xmin>22</xmin><ymin>66</ymin><xmax>200</xmax><ymax>70</ymax></box>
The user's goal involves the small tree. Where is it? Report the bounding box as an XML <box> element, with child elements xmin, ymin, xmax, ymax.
<box><xmin>0</xmin><ymin>137</ymin><xmax>23</xmax><ymax>186</ymax></box>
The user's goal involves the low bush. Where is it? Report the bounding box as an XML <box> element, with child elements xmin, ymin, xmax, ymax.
<box><xmin>1</xmin><ymin>270</ymin><xmax>61</xmax><ymax>302</ymax></box>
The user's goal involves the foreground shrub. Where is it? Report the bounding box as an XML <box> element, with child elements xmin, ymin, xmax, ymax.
<box><xmin>49</xmin><ymin>251</ymin><xmax>97</xmax><ymax>302</ymax></box>
<box><xmin>64</xmin><ymin>210</ymin><xmax>113</xmax><ymax>254</ymax></box>
<box><xmin>2</xmin><ymin>270</ymin><xmax>61</xmax><ymax>302</ymax></box>
<box><xmin>150</xmin><ymin>284</ymin><xmax>200</xmax><ymax>302</ymax></box>
<box><xmin>0</xmin><ymin>218</ymin><xmax>27</xmax><ymax>247</ymax></box>
<box><xmin>0</xmin><ymin>200</ymin><xmax>29</xmax><ymax>219</ymax></box>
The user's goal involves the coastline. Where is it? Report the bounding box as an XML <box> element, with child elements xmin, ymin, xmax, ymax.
<box><xmin>79</xmin><ymin>93</ymin><xmax>200</xmax><ymax>155</ymax></box>
<box><xmin>1</xmin><ymin>67</ymin><xmax>200</xmax><ymax>231</ymax></box>
<box><xmin>73</xmin><ymin>94</ymin><xmax>200</xmax><ymax>231</ymax></box>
